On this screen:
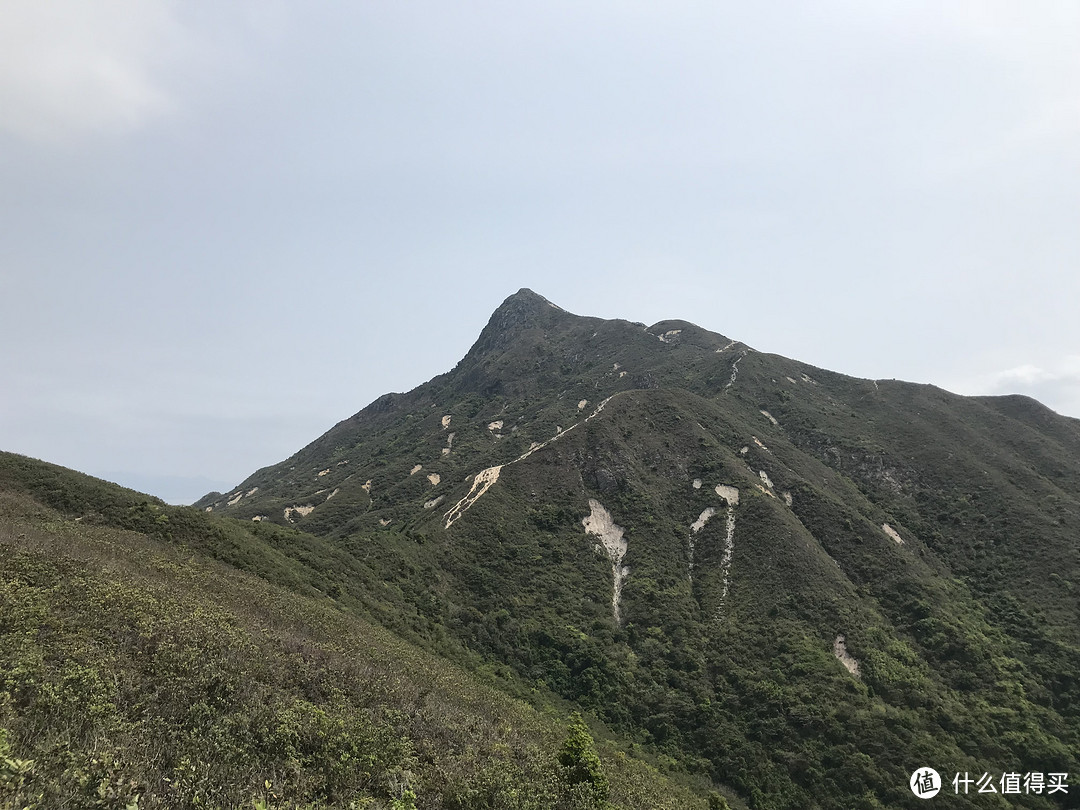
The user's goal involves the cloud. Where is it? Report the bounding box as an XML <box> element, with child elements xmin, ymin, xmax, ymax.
<box><xmin>0</xmin><ymin>0</ymin><xmax>186</xmax><ymax>142</ymax></box>
<box><xmin>89</xmin><ymin>471</ymin><xmax>235</xmax><ymax>507</ymax></box>
<box><xmin>961</xmin><ymin>357</ymin><xmax>1080</xmax><ymax>418</ymax></box>
<box><xmin>989</xmin><ymin>357</ymin><xmax>1080</xmax><ymax>387</ymax></box>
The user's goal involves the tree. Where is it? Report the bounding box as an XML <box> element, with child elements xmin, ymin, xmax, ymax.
<box><xmin>558</xmin><ymin>713</ymin><xmax>609</xmax><ymax>809</ymax></box>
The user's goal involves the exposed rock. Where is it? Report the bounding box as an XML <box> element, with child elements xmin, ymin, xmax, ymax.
<box><xmin>582</xmin><ymin>499</ymin><xmax>629</xmax><ymax>624</ymax></box>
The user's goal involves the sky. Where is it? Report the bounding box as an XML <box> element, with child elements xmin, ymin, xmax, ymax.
<box><xmin>2</xmin><ymin>1</ymin><xmax>1078</xmax><ymax>505</ymax></box>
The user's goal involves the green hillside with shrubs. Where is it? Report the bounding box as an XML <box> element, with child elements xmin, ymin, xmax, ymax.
<box><xmin>0</xmin><ymin>453</ymin><xmax>716</xmax><ymax>809</ymax></box>
<box><xmin>5</xmin><ymin>289</ymin><xmax>1080</xmax><ymax>808</ymax></box>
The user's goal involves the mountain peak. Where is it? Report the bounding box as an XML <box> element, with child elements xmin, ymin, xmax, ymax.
<box><xmin>186</xmin><ymin>291</ymin><xmax>1080</xmax><ymax>810</ymax></box>
<box><xmin>465</xmin><ymin>288</ymin><xmax>572</xmax><ymax>358</ymax></box>
<box><xmin>501</xmin><ymin>287</ymin><xmax>564</xmax><ymax>312</ymax></box>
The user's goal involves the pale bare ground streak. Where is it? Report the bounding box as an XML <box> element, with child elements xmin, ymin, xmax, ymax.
<box><xmin>444</xmin><ymin>396</ymin><xmax>618</xmax><ymax>529</ymax></box>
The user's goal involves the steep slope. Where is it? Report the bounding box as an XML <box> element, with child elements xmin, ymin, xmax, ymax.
<box><xmin>192</xmin><ymin>289</ymin><xmax>1078</xmax><ymax>808</ymax></box>
<box><xmin>0</xmin><ymin>451</ymin><xmax>715</xmax><ymax>809</ymax></box>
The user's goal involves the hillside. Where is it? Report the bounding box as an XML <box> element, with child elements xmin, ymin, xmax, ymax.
<box><xmin>0</xmin><ymin>452</ymin><xmax>714</xmax><ymax>809</ymax></box>
<box><xmin>198</xmin><ymin>289</ymin><xmax>1080</xmax><ymax>809</ymax></box>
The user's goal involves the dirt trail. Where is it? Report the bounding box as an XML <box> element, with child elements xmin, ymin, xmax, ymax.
<box><xmin>712</xmin><ymin>486</ymin><xmax>740</xmax><ymax>614</ymax></box>
<box><xmin>443</xmin><ymin>466</ymin><xmax>504</xmax><ymax>528</ymax></box>
<box><xmin>444</xmin><ymin>394</ymin><xmax>621</xmax><ymax>529</ymax></box>
<box><xmin>725</xmin><ymin>350</ymin><xmax>748</xmax><ymax>388</ymax></box>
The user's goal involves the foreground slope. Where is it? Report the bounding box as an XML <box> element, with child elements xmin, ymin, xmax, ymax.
<box><xmin>0</xmin><ymin>452</ymin><xmax>713</xmax><ymax>809</ymax></box>
<box><xmin>203</xmin><ymin>289</ymin><xmax>1080</xmax><ymax>809</ymax></box>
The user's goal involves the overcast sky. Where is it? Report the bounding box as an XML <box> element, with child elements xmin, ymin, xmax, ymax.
<box><xmin>2</xmin><ymin>1</ymin><xmax>1078</xmax><ymax>504</ymax></box>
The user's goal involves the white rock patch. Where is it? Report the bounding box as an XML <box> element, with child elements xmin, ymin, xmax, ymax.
<box><xmin>714</xmin><ymin>485</ymin><xmax>739</xmax><ymax>506</ymax></box>
<box><xmin>691</xmin><ymin>507</ymin><xmax>716</xmax><ymax>534</ymax></box>
<box><xmin>441</xmin><ymin>415</ymin><xmax>452</xmax><ymax>429</ymax></box>
<box><xmin>833</xmin><ymin>635</ymin><xmax>860</xmax><ymax>677</ymax></box>
<box><xmin>578</xmin><ymin>399</ymin><xmax>588</xmax><ymax>410</ymax></box>
<box><xmin>318</xmin><ymin>468</ymin><xmax>330</xmax><ymax>477</ymax></box>
<box><xmin>410</xmin><ymin>464</ymin><xmax>423</xmax><ymax>476</ymax></box>
<box><xmin>759</xmin><ymin>470</ymin><xmax>775</xmax><ymax>489</ymax></box>
<box><xmin>227</xmin><ymin>492</ymin><xmax>244</xmax><ymax>506</ymax></box>
<box><xmin>692</xmin><ymin>479</ymin><xmax>702</xmax><ymax>489</ymax></box>
<box><xmin>246</xmin><ymin>487</ymin><xmax>259</xmax><ymax>496</ymax></box>
<box><xmin>251</xmin><ymin>515</ymin><xmax>267</xmax><ymax>522</ymax></box>
<box><xmin>379</xmin><ymin>518</ymin><xmax>391</xmax><ymax>526</ymax></box>
<box><xmin>582</xmin><ymin>499</ymin><xmax>629</xmax><ymax>624</ymax></box>
<box><xmin>204</xmin><ymin>506</ymin><xmax>213</xmax><ymax>512</ymax></box>
<box><xmin>687</xmin><ymin>505</ymin><xmax>718</xmax><ymax>579</ymax></box>
<box><xmin>326</xmin><ymin>488</ymin><xmax>340</xmax><ymax>501</ymax></box>
<box><xmin>783</xmin><ymin>492</ymin><xmax>793</xmax><ymax>507</ymax></box>
<box><xmin>427</xmin><ymin>473</ymin><xmax>441</xmax><ymax>486</ymax></box>
<box><xmin>424</xmin><ymin>495</ymin><xmax>445</xmax><ymax>510</ymax></box>
<box><xmin>362</xmin><ymin>480</ymin><xmax>372</xmax><ymax>493</ymax></box>
<box><xmin>488</xmin><ymin>420</ymin><xmax>503</xmax><ymax>432</ymax></box>
<box><xmin>739</xmin><ymin>446</ymin><xmax>749</xmax><ymax>455</ymax></box>
<box><xmin>284</xmin><ymin>505</ymin><xmax>315</xmax><ymax>523</ymax></box>
<box><xmin>759</xmin><ymin>410</ymin><xmax>779</xmax><ymax>426</ymax></box>
<box><xmin>786</xmin><ymin>376</ymin><xmax>798</xmax><ymax>384</ymax></box>
<box><xmin>882</xmin><ymin>523</ymin><xmax>905</xmax><ymax>545</ymax></box>
<box><xmin>658</xmin><ymin>329</ymin><xmax>682</xmax><ymax>342</ymax></box>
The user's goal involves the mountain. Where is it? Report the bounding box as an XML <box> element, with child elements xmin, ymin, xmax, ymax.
<box><xmin>197</xmin><ymin>289</ymin><xmax>1080</xmax><ymax>809</ymax></box>
<box><xmin>4</xmin><ymin>288</ymin><xmax>1079</xmax><ymax>809</ymax></box>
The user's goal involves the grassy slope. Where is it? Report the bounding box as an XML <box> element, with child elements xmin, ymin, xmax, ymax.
<box><xmin>0</xmin><ymin>453</ymin><xmax>715</xmax><ymax>810</ymax></box>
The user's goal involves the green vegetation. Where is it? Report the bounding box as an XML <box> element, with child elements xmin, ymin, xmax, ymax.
<box><xmin>558</xmin><ymin>714</ymin><xmax>609</xmax><ymax>809</ymax></box>
<box><xmin>6</xmin><ymin>290</ymin><xmax>1080</xmax><ymax>808</ymax></box>
<box><xmin>0</xmin><ymin>478</ymin><xmax>708</xmax><ymax>809</ymax></box>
